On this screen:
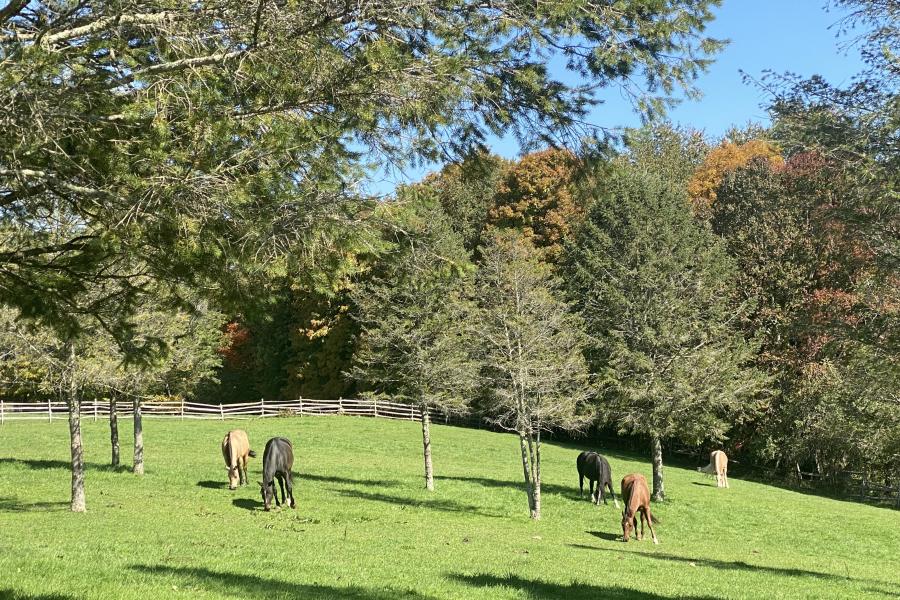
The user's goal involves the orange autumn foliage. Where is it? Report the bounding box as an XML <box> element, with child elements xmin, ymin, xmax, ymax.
<box><xmin>487</xmin><ymin>148</ymin><xmax>583</xmax><ymax>260</ymax></box>
<box><xmin>688</xmin><ymin>140</ymin><xmax>783</xmax><ymax>214</ymax></box>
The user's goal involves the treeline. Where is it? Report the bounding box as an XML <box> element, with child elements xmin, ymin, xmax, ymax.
<box><xmin>1</xmin><ymin>0</ymin><xmax>896</xmax><ymax>514</ymax></box>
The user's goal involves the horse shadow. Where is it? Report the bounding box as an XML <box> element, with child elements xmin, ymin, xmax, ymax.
<box><xmin>232</xmin><ymin>498</ymin><xmax>263</xmax><ymax>511</ymax></box>
<box><xmin>691</xmin><ymin>481</ymin><xmax>717</xmax><ymax>487</ymax></box>
<box><xmin>587</xmin><ymin>530</ymin><xmax>622</xmax><ymax>542</ymax></box>
<box><xmin>197</xmin><ymin>480</ymin><xmax>228</xmax><ymax>490</ymax></box>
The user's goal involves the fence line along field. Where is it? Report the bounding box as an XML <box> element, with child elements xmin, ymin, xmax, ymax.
<box><xmin>1</xmin><ymin>416</ymin><xmax>898</xmax><ymax>600</ymax></box>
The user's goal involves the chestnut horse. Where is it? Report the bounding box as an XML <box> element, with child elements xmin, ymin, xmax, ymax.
<box><xmin>221</xmin><ymin>429</ymin><xmax>256</xmax><ymax>490</ymax></box>
<box><xmin>620</xmin><ymin>473</ymin><xmax>659</xmax><ymax>544</ymax></box>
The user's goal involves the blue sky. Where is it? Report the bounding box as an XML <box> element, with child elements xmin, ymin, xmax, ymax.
<box><xmin>366</xmin><ymin>1</ymin><xmax>867</xmax><ymax>195</ymax></box>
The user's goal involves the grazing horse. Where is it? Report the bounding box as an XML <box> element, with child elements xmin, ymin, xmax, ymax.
<box><xmin>576</xmin><ymin>451</ymin><xmax>619</xmax><ymax>507</ymax></box>
<box><xmin>221</xmin><ymin>429</ymin><xmax>256</xmax><ymax>490</ymax></box>
<box><xmin>697</xmin><ymin>450</ymin><xmax>729</xmax><ymax>488</ymax></box>
<box><xmin>259</xmin><ymin>437</ymin><xmax>295</xmax><ymax>510</ymax></box>
<box><xmin>621</xmin><ymin>473</ymin><xmax>659</xmax><ymax>544</ymax></box>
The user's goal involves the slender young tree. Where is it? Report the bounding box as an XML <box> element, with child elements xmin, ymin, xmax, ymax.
<box><xmin>564</xmin><ymin>168</ymin><xmax>770</xmax><ymax>501</ymax></box>
<box><xmin>352</xmin><ymin>200</ymin><xmax>477</xmax><ymax>491</ymax></box>
<box><xmin>475</xmin><ymin>232</ymin><xmax>592</xmax><ymax>519</ymax></box>
<box><xmin>109</xmin><ymin>392</ymin><xmax>120</xmax><ymax>468</ymax></box>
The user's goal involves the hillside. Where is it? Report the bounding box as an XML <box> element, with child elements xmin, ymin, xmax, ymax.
<box><xmin>1</xmin><ymin>416</ymin><xmax>897</xmax><ymax>599</ymax></box>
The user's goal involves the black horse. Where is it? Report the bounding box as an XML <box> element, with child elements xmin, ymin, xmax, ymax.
<box><xmin>259</xmin><ymin>437</ymin><xmax>296</xmax><ymax>510</ymax></box>
<box><xmin>576</xmin><ymin>451</ymin><xmax>619</xmax><ymax>507</ymax></box>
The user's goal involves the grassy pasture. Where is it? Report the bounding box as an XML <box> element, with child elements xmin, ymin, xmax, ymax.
<box><xmin>0</xmin><ymin>416</ymin><xmax>898</xmax><ymax>600</ymax></box>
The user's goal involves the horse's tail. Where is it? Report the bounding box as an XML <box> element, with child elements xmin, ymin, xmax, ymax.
<box><xmin>650</xmin><ymin>513</ymin><xmax>661</xmax><ymax>525</ymax></box>
<box><xmin>248</xmin><ymin>450</ymin><xmax>257</xmax><ymax>458</ymax></box>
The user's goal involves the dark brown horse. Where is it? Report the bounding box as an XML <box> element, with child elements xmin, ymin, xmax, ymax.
<box><xmin>620</xmin><ymin>473</ymin><xmax>659</xmax><ymax>544</ymax></box>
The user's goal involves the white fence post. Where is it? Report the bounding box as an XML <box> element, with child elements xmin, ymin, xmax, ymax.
<box><xmin>93</xmin><ymin>399</ymin><xmax>98</xmax><ymax>421</ymax></box>
<box><xmin>0</xmin><ymin>399</ymin><xmax>4</xmax><ymax>425</ymax></box>
<box><xmin>48</xmin><ymin>398</ymin><xmax>53</xmax><ymax>423</ymax></box>
<box><xmin>260</xmin><ymin>398</ymin><xmax>265</xmax><ymax>417</ymax></box>
<box><xmin>180</xmin><ymin>398</ymin><xmax>185</xmax><ymax>421</ymax></box>
<box><xmin>410</xmin><ymin>404</ymin><xmax>414</xmax><ymax>421</ymax></box>
<box><xmin>298</xmin><ymin>396</ymin><xmax>303</xmax><ymax>416</ymax></box>
<box><xmin>373</xmin><ymin>399</ymin><xmax>377</xmax><ymax>418</ymax></box>
<box><xmin>220</xmin><ymin>402</ymin><xmax>224</xmax><ymax>420</ymax></box>
<box><xmin>338</xmin><ymin>397</ymin><xmax>343</xmax><ymax>415</ymax></box>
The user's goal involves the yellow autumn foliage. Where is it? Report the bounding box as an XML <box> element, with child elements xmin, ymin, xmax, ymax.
<box><xmin>688</xmin><ymin>140</ymin><xmax>783</xmax><ymax>213</ymax></box>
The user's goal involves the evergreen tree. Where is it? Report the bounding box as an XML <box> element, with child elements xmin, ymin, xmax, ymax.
<box><xmin>564</xmin><ymin>168</ymin><xmax>769</xmax><ymax>501</ymax></box>
<box><xmin>351</xmin><ymin>200</ymin><xmax>477</xmax><ymax>491</ymax></box>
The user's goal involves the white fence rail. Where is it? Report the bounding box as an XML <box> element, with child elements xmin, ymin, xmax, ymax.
<box><xmin>0</xmin><ymin>398</ymin><xmax>480</xmax><ymax>427</ymax></box>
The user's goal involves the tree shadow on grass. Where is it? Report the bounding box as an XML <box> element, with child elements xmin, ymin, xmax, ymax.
<box><xmin>303</xmin><ymin>473</ymin><xmax>401</xmax><ymax>487</ymax></box>
<box><xmin>332</xmin><ymin>489</ymin><xmax>505</xmax><ymax>518</ymax></box>
<box><xmin>568</xmin><ymin>544</ymin><xmax>884</xmax><ymax>585</ymax></box>
<box><xmin>0</xmin><ymin>458</ymin><xmax>128</xmax><ymax>473</ymax></box>
<box><xmin>449</xmin><ymin>573</ymin><xmax>721</xmax><ymax>600</ymax></box>
<box><xmin>435</xmin><ymin>475</ymin><xmax>581</xmax><ymax>500</ymax></box>
<box><xmin>0</xmin><ymin>589</ymin><xmax>76</xmax><ymax>600</ymax></box>
<box><xmin>0</xmin><ymin>496</ymin><xmax>69</xmax><ymax>513</ymax></box>
<box><xmin>129</xmin><ymin>564</ymin><xmax>439</xmax><ymax>600</ymax></box>
<box><xmin>232</xmin><ymin>498</ymin><xmax>263</xmax><ymax>511</ymax></box>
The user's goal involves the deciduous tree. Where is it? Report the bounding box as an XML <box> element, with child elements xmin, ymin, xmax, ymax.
<box><xmin>475</xmin><ymin>232</ymin><xmax>592</xmax><ymax>518</ymax></box>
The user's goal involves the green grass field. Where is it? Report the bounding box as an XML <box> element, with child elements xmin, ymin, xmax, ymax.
<box><xmin>1</xmin><ymin>416</ymin><xmax>898</xmax><ymax>600</ymax></box>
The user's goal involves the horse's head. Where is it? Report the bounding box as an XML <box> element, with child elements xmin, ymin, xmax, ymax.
<box><xmin>259</xmin><ymin>480</ymin><xmax>273</xmax><ymax>511</ymax></box>
<box><xmin>226</xmin><ymin>466</ymin><xmax>240</xmax><ymax>490</ymax></box>
<box><xmin>621</xmin><ymin>509</ymin><xmax>634</xmax><ymax>542</ymax></box>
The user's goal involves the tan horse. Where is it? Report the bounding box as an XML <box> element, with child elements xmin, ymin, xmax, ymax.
<box><xmin>222</xmin><ymin>429</ymin><xmax>256</xmax><ymax>490</ymax></box>
<box><xmin>697</xmin><ymin>450</ymin><xmax>729</xmax><ymax>488</ymax></box>
<box><xmin>621</xmin><ymin>473</ymin><xmax>659</xmax><ymax>544</ymax></box>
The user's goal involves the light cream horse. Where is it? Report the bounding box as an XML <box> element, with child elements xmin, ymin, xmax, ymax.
<box><xmin>698</xmin><ymin>450</ymin><xmax>729</xmax><ymax>488</ymax></box>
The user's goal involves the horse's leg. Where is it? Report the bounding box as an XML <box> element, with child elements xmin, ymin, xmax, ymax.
<box><xmin>724</xmin><ymin>470</ymin><xmax>729</xmax><ymax>488</ymax></box>
<box><xmin>240</xmin><ymin>456</ymin><xmax>247</xmax><ymax>486</ymax></box>
<box><xmin>634</xmin><ymin>514</ymin><xmax>641</xmax><ymax>540</ymax></box>
<box><xmin>273</xmin><ymin>476</ymin><xmax>282</xmax><ymax>506</ymax></box>
<box><xmin>608</xmin><ymin>482</ymin><xmax>619</xmax><ymax>508</ymax></box>
<box><xmin>286</xmin><ymin>473</ymin><xmax>296</xmax><ymax>509</ymax></box>
<box><xmin>579</xmin><ymin>473</ymin><xmax>584</xmax><ymax>497</ymax></box>
<box><xmin>589</xmin><ymin>480</ymin><xmax>595</xmax><ymax>503</ymax></box>
<box><xmin>645</xmin><ymin>507</ymin><xmax>659</xmax><ymax>544</ymax></box>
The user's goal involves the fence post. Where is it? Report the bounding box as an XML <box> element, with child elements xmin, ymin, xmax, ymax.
<box><xmin>298</xmin><ymin>396</ymin><xmax>303</xmax><ymax>416</ymax></box>
<box><xmin>93</xmin><ymin>399</ymin><xmax>98</xmax><ymax>422</ymax></box>
<box><xmin>410</xmin><ymin>404</ymin><xmax>414</xmax><ymax>421</ymax></box>
<box><xmin>220</xmin><ymin>402</ymin><xmax>224</xmax><ymax>421</ymax></box>
<box><xmin>260</xmin><ymin>398</ymin><xmax>265</xmax><ymax>417</ymax></box>
<box><xmin>860</xmin><ymin>475</ymin><xmax>868</xmax><ymax>502</ymax></box>
<box><xmin>48</xmin><ymin>398</ymin><xmax>53</xmax><ymax>423</ymax></box>
<box><xmin>373</xmin><ymin>398</ymin><xmax>377</xmax><ymax>418</ymax></box>
<box><xmin>0</xmin><ymin>399</ymin><xmax>4</xmax><ymax>425</ymax></box>
<box><xmin>180</xmin><ymin>398</ymin><xmax>185</xmax><ymax>421</ymax></box>
<box><xmin>338</xmin><ymin>397</ymin><xmax>343</xmax><ymax>415</ymax></box>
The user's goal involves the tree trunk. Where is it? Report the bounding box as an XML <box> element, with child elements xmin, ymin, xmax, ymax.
<box><xmin>133</xmin><ymin>396</ymin><xmax>144</xmax><ymax>475</ymax></box>
<box><xmin>651</xmin><ymin>436</ymin><xmax>665</xmax><ymax>502</ymax></box>
<box><xmin>109</xmin><ymin>395</ymin><xmax>119</xmax><ymax>468</ymax></box>
<box><xmin>420</xmin><ymin>406</ymin><xmax>434</xmax><ymax>491</ymax></box>
<box><xmin>518</xmin><ymin>432</ymin><xmax>535</xmax><ymax>515</ymax></box>
<box><xmin>531</xmin><ymin>429</ymin><xmax>542</xmax><ymax>520</ymax></box>
<box><xmin>66</xmin><ymin>343</ymin><xmax>86</xmax><ymax>512</ymax></box>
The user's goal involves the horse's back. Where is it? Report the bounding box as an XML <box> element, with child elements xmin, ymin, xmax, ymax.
<box><xmin>621</xmin><ymin>472</ymin><xmax>648</xmax><ymax>502</ymax></box>
<box><xmin>263</xmin><ymin>437</ymin><xmax>294</xmax><ymax>473</ymax></box>
<box><xmin>223</xmin><ymin>429</ymin><xmax>250</xmax><ymax>463</ymax></box>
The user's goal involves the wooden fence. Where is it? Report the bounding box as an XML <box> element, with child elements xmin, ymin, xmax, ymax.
<box><xmin>0</xmin><ymin>398</ymin><xmax>483</xmax><ymax>427</ymax></box>
<box><xmin>2</xmin><ymin>397</ymin><xmax>896</xmax><ymax>508</ymax></box>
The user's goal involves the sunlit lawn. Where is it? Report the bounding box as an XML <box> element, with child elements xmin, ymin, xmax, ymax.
<box><xmin>1</xmin><ymin>415</ymin><xmax>898</xmax><ymax>599</ymax></box>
